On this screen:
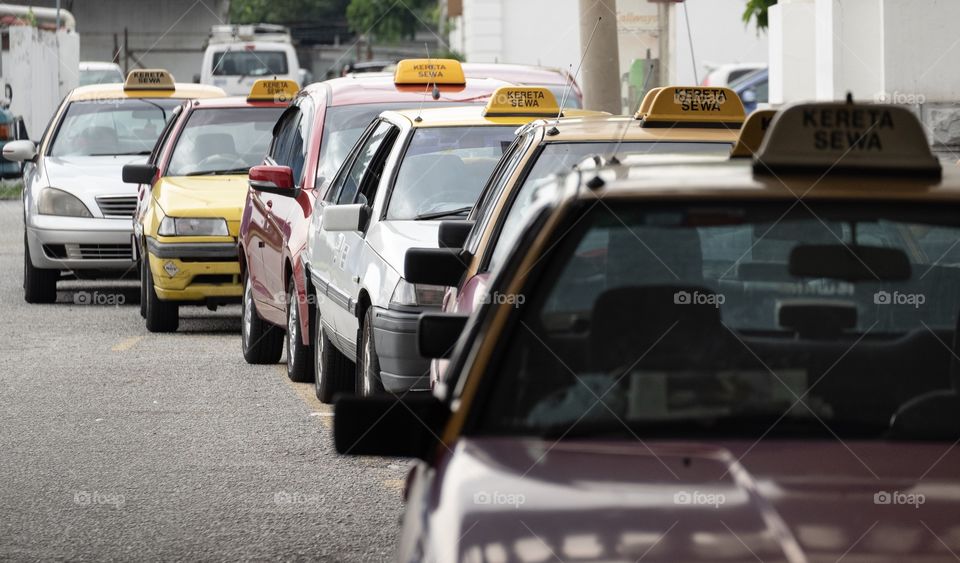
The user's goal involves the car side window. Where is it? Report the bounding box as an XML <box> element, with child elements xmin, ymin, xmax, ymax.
<box><xmin>323</xmin><ymin>119</ymin><xmax>380</xmax><ymax>204</ymax></box>
<box><xmin>269</xmin><ymin>107</ymin><xmax>302</xmax><ymax>167</ymax></box>
<box><xmin>149</xmin><ymin>105</ymin><xmax>183</xmax><ymax>167</ymax></box>
<box><xmin>290</xmin><ymin>98</ymin><xmax>314</xmax><ymax>184</ymax></box>
<box><xmin>336</xmin><ymin>121</ymin><xmax>396</xmax><ymax>205</ymax></box>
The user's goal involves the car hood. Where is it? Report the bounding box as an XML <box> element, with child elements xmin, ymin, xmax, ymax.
<box><xmin>429</xmin><ymin>437</ymin><xmax>960</xmax><ymax>562</ymax></box>
<box><xmin>152</xmin><ymin>175</ymin><xmax>249</xmax><ymax>222</ymax></box>
<box><xmin>42</xmin><ymin>155</ymin><xmax>145</xmax><ymax>197</ymax></box>
<box><xmin>365</xmin><ymin>219</ymin><xmax>443</xmax><ymax>276</ymax></box>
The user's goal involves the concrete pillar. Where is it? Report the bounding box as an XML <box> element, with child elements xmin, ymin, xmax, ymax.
<box><xmin>578</xmin><ymin>0</ymin><xmax>621</xmax><ymax>113</ymax></box>
<box><xmin>768</xmin><ymin>0</ymin><xmax>817</xmax><ymax>104</ymax></box>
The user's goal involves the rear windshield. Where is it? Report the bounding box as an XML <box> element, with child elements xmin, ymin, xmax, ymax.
<box><xmin>166</xmin><ymin>107</ymin><xmax>285</xmax><ymax>177</ymax></box>
<box><xmin>212</xmin><ymin>50</ymin><xmax>288</xmax><ymax>76</ymax></box>
<box><xmin>48</xmin><ymin>98</ymin><xmax>182</xmax><ymax>157</ymax></box>
<box><xmin>480</xmin><ymin>201</ymin><xmax>960</xmax><ymax>442</ymax></box>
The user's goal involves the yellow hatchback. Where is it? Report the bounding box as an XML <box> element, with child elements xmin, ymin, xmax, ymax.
<box><xmin>124</xmin><ymin>79</ymin><xmax>298</xmax><ymax>332</ymax></box>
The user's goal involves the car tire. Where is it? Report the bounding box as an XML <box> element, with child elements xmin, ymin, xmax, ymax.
<box><xmin>241</xmin><ymin>273</ymin><xmax>283</xmax><ymax>364</ymax></box>
<box><xmin>314</xmin><ymin>315</ymin><xmax>353</xmax><ymax>403</ymax></box>
<box><xmin>285</xmin><ymin>279</ymin><xmax>314</xmax><ymax>382</ymax></box>
<box><xmin>23</xmin><ymin>233</ymin><xmax>57</xmax><ymax>304</ymax></box>
<box><xmin>138</xmin><ymin>258</ymin><xmax>147</xmax><ymax>318</ymax></box>
<box><xmin>357</xmin><ymin>308</ymin><xmax>385</xmax><ymax>396</ymax></box>
<box><xmin>143</xmin><ymin>258</ymin><xmax>179</xmax><ymax>333</ymax></box>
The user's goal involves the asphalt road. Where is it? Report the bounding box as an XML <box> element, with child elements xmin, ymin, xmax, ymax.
<box><xmin>0</xmin><ymin>201</ymin><xmax>406</xmax><ymax>561</ymax></box>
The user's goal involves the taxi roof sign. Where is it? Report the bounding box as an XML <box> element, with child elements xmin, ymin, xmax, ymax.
<box><xmin>394</xmin><ymin>58</ymin><xmax>466</xmax><ymax>86</ymax></box>
<box><xmin>636</xmin><ymin>87</ymin><xmax>663</xmax><ymax>118</ymax></box>
<box><xmin>731</xmin><ymin>109</ymin><xmax>776</xmax><ymax>158</ymax></box>
<box><xmin>247</xmin><ymin>78</ymin><xmax>299</xmax><ymax>102</ymax></box>
<box><xmin>637</xmin><ymin>86</ymin><xmax>745</xmax><ymax>128</ymax></box>
<box><xmin>754</xmin><ymin>102</ymin><xmax>941</xmax><ymax>177</ymax></box>
<box><xmin>124</xmin><ymin>69</ymin><xmax>176</xmax><ymax>91</ymax></box>
<box><xmin>482</xmin><ymin>86</ymin><xmax>560</xmax><ymax>117</ymax></box>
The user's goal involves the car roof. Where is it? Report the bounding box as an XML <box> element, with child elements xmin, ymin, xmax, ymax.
<box><xmin>385</xmin><ymin>105</ymin><xmax>602</xmax><ymax>128</ymax></box>
<box><xmin>520</xmin><ymin>115</ymin><xmax>743</xmax><ymax>144</ymax></box>
<box><xmin>301</xmin><ymin>74</ymin><xmax>510</xmax><ymax>107</ymax></box>
<box><xmin>67</xmin><ymin>83</ymin><xmax>226</xmax><ymax>101</ymax></box>
<box><xmin>461</xmin><ymin>63</ymin><xmax>572</xmax><ymax>86</ymax></box>
<box><xmin>188</xmin><ymin>96</ymin><xmax>291</xmax><ymax>109</ymax></box>
<box><xmin>79</xmin><ymin>61</ymin><xmax>121</xmax><ymax>71</ymax></box>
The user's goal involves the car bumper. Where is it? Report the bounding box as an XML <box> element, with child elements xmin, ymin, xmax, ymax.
<box><xmin>371</xmin><ymin>306</ymin><xmax>431</xmax><ymax>393</ymax></box>
<box><xmin>146</xmin><ymin>239</ymin><xmax>241</xmax><ymax>303</ymax></box>
<box><xmin>26</xmin><ymin>214</ymin><xmax>134</xmax><ymax>271</ymax></box>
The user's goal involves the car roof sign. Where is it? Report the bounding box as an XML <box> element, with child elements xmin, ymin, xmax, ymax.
<box><xmin>635</xmin><ymin>87</ymin><xmax>663</xmax><ymax>118</ymax></box>
<box><xmin>754</xmin><ymin>101</ymin><xmax>942</xmax><ymax>177</ymax></box>
<box><xmin>637</xmin><ymin>86</ymin><xmax>745</xmax><ymax>128</ymax></box>
<box><xmin>482</xmin><ymin>86</ymin><xmax>560</xmax><ymax>117</ymax></box>
<box><xmin>247</xmin><ymin>78</ymin><xmax>299</xmax><ymax>102</ymax></box>
<box><xmin>731</xmin><ymin>109</ymin><xmax>776</xmax><ymax>158</ymax></box>
<box><xmin>394</xmin><ymin>58</ymin><xmax>466</xmax><ymax>86</ymax></box>
<box><xmin>124</xmin><ymin>69</ymin><xmax>176</xmax><ymax>91</ymax></box>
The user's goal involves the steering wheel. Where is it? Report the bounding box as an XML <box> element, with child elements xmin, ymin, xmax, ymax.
<box><xmin>196</xmin><ymin>154</ymin><xmax>246</xmax><ymax>170</ymax></box>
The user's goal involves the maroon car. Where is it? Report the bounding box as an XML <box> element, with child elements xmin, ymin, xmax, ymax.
<box><xmin>237</xmin><ymin>59</ymin><xmax>507</xmax><ymax>386</ymax></box>
<box><xmin>335</xmin><ymin>101</ymin><xmax>960</xmax><ymax>561</ymax></box>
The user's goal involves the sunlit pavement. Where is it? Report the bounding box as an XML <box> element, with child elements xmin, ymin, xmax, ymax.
<box><xmin>0</xmin><ymin>201</ymin><xmax>405</xmax><ymax>561</ymax></box>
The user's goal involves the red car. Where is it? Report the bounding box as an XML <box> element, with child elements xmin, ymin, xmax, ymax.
<box><xmin>238</xmin><ymin>59</ymin><xmax>508</xmax><ymax>385</ymax></box>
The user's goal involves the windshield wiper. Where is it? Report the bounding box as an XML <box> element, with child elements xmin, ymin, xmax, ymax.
<box><xmin>415</xmin><ymin>206</ymin><xmax>472</xmax><ymax>221</ymax></box>
<box><xmin>184</xmin><ymin>168</ymin><xmax>249</xmax><ymax>176</ymax></box>
<box><xmin>89</xmin><ymin>150</ymin><xmax>151</xmax><ymax>156</ymax></box>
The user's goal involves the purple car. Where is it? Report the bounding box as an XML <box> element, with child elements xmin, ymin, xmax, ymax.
<box><xmin>334</xmin><ymin>100</ymin><xmax>960</xmax><ymax>562</ymax></box>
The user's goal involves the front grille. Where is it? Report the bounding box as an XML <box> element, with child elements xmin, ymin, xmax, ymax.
<box><xmin>64</xmin><ymin>243</ymin><xmax>133</xmax><ymax>260</ymax></box>
<box><xmin>96</xmin><ymin>195</ymin><xmax>137</xmax><ymax>218</ymax></box>
<box><xmin>42</xmin><ymin>244</ymin><xmax>67</xmax><ymax>259</ymax></box>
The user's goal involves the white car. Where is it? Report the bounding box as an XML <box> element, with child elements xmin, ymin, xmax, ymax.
<box><xmin>700</xmin><ymin>62</ymin><xmax>766</xmax><ymax>87</ymax></box>
<box><xmin>78</xmin><ymin>61</ymin><xmax>124</xmax><ymax>86</ymax></box>
<box><xmin>200</xmin><ymin>24</ymin><xmax>300</xmax><ymax>96</ymax></box>
<box><xmin>3</xmin><ymin>70</ymin><xmax>224</xmax><ymax>303</ymax></box>
<box><xmin>305</xmin><ymin>89</ymin><xmax>577</xmax><ymax>399</ymax></box>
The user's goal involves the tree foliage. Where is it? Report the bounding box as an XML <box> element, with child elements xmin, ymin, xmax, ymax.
<box><xmin>345</xmin><ymin>0</ymin><xmax>438</xmax><ymax>42</ymax></box>
<box><xmin>229</xmin><ymin>0</ymin><xmax>350</xmax><ymax>24</ymax></box>
<box><xmin>742</xmin><ymin>0</ymin><xmax>777</xmax><ymax>31</ymax></box>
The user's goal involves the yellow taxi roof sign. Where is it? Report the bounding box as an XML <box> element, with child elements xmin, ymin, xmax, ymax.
<box><xmin>124</xmin><ymin>69</ymin><xmax>176</xmax><ymax>91</ymax></box>
<box><xmin>731</xmin><ymin>109</ymin><xmax>776</xmax><ymax>158</ymax></box>
<box><xmin>482</xmin><ymin>86</ymin><xmax>560</xmax><ymax>117</ymax></box>
<box><xmin>247</xmin><ymin>78</ymin><xmax>299</xmax><ymax>102</ymax></box>
<box><xmin>754</xmin><ymin>102</ymin><xmax>941</xmax><ymax>177</ymax></box>
<box><xmin>638</xmin><ymin>86</ymin><xmax>745</xmax><ymax>128</ymax></box>
<box><xmin>636</xmin><ymin>87</ymin><xmax>663</xmax><ymax>118</ymax></box>
<box><xmin>394</xmin><ymin>59</ymin><xmax>466</xmax><ymax>86</ymax></box>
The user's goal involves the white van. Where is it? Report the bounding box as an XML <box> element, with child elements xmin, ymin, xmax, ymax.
<box><xmin>199</xmin><ymin>24</ymin><xmax>300</xmax><ymax>95</ymax></box>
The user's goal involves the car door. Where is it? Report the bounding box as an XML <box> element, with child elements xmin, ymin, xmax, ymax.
<box><xmin>319</xmin><ymin>120</ymin><xmax>400</xmax><ymax>355</ymax></box>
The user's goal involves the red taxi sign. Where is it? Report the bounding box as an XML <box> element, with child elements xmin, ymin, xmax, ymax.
<box><xmin>393</xmin><ymin>58</ymin><xmax>466</xmax><ymax>86</ymax></box>
<box><xmin>482</xmin><ymin>86</ymin><xmax>560</xmax><ymax>117</ymax></box>
<box><xmin>754</xmin><ymin>102</ymin><xmax>941</xmax><ymax>177</ymax></box>
<box><xmin>123</xmin><ymin>69</ymin><xmax>176</xmax><ymax>91</ymax></box>
<box><xmin>247</xmin><ymin>79</ymin><xmax>299</xmax><ymax>103</ymax></box>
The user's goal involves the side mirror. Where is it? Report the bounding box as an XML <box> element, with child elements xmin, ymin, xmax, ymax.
<box><xmin>249</xmin><ymin>165</ymin><xmax>298</xmax><ymax>197</ymax></box>
<box><xmin>419</xmin><ymin>313</ymin><xmax>468</xmax><ymax>359</ymax></box>
<box><xmin>438</xmin><ymin>220</ymin><xmax>474</xmax><ymax>249</ymax></box>
<box><xmin>2</xmin><ymin>139</ymin><xmax>36</xmax><ymax>162</ymax></box>
<box><xmin>192</xmin><ymin>73</ymin><xmax>201</xmax><ymax>84</ymax></box>
<box><xmin>405</xmin><ymin>248</ymin><xmax>466</xmax><ymax>287</ymax></box>
<box><xmin>334</xmin><ymin>394</ymin><xmax>449</xmax><ymax>459</ymax></box>
<box><xmin>741</xmin><ymin>88</ymin><xmax>758</xmax><ymax>104</ymax></box>
<box><xmin>122</xmin><ymin>163</ymin><xmax>158</xmax><ymax>185</ymax></box>
<box><xmin>323</xmin><ymin>203</ymin><xmax>370</xmax><ymax>232</ymax></box>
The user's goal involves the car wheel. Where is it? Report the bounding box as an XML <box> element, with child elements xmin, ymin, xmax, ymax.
<box><xmin>357</xmin><ymin>308</ymin><xmax>384</xmax><ymax>396</ymax></box>
<box><xmin>23</xmin><ymin>232</ymin><xmax>57</xmax><ymax>304</ymax></box>
<box><xmin>143</xmin><ymin>257</ymin><xmax>179</xmax><ymax>333</ymax></box>
<box><xmin>314</xmin><ymin>315</ymin><xmax>353</xmax><ymax>403</ymax></box>
<box><xmin>241</xmin><ymin>273</ymin><xmax>282</xmax><ymax>364</ymax></box>
<box><xmin>285</xmin><ymin>279</ymin><xmax>314</xmax><ymax>382</ymax></box>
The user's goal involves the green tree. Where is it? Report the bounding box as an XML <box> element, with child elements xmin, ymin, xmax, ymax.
<box><xmin>230</xmin><ymin>0</ymin><xmax>349</xmax><ymax>24</ymax></box>
<box><xmin>742</xmin><ymin>0</ymin><xmax>776</xmax><ymax>31</ymax></box>
<box><xmin>345</xmin><ymin>0</ymin><xmax>438</xmax><ymax>42</ymax></box>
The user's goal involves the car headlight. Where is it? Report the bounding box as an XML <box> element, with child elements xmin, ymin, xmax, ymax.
<box><xmin>158</xmin><ymin>217</ymin><xmax>229</xmax><ymax>236</ymax></box>
<box><xmin>389</xmin><ymin>278</ymin><xmax>446</xmax><ymax>308</ymax></box>
<box><xmin>37</xmin><ymin>187</ymin><xmax>92</xmax><ymax>217</ymax></box>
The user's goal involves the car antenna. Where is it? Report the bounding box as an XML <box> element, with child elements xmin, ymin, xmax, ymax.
<box><xmin>607</xmin><ymin>61</ymin><xmax>655</xmax><ymax>166</ymax></box>
<box><xmin>683</xmin><ymin>1</ymin><xmax>699</xmax><ymax>84</ymax></box>
<box><xmin>548</xmin><ymin>16</ymin><xmax>601</xmax><ymax>137</ymax></box>
<box><xmin>414</xmin><ymin>43</ymin><xmax>438</xmax><ymax>123</ymax></box>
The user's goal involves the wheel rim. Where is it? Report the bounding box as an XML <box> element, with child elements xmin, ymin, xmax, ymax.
<box><xmin>242</xmin><ymin>280</ymin><xmax>253</xmax><ymax>347</ymax></box>
<box><xmin>287</xmin><ymin>292</ymin><xmax>298</xmax><ymax>371</ymax></box>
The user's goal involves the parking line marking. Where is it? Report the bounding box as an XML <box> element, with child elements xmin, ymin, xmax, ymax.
<box><xmin>111</xmin><ymin>336</ymin><xmax>143</xmax><ymax>352</ymax></box>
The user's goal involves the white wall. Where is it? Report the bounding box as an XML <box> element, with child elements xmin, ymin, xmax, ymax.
<box><xmin>670</xmin><ymin>0</ymin><xmax>768</xmax><ymax>85</ymax></box>
<box><xmin>768</xmin><ymin>0</ymin><xmax>816</xmax><ymax>104</ymax></box>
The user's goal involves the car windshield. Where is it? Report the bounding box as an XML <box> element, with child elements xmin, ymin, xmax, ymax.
<box><xmin>79</xmin><ymin>69</ymin><xmax>124</xmax><ymax>86</ymax></box>
<box><xmin>315</xmin><ymin>102</ymin><xmax>472</xmax><ymax>187</ymax></box>
<box><xmin>481</xmin><ymin>201</ymin><xmax>960</xmax><ymax>441</ymax></box>
<box><xmin>212</xmin><ymin>50</ymin><xmax>288</xmax><ymax>76</ymax></box>
<box><xmin>386</xmin><ymin>126</ymin><xmax>516</xmax><ymax>220</ymax></box>
<box><xmin>48</xmin><ymin>98</ymin><xmax>182</xmax><ymax>157</ymax></box>
<box><xmin>166</xmin><ymin>107</ymin><xmax>285</xmax><ymax>176</ymax></box>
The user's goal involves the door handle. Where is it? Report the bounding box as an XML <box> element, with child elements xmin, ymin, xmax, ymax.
<box><xmin>266</xmin><ymin>200</ymin><xmax>273</xmax><ymax>209</ymax></box>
